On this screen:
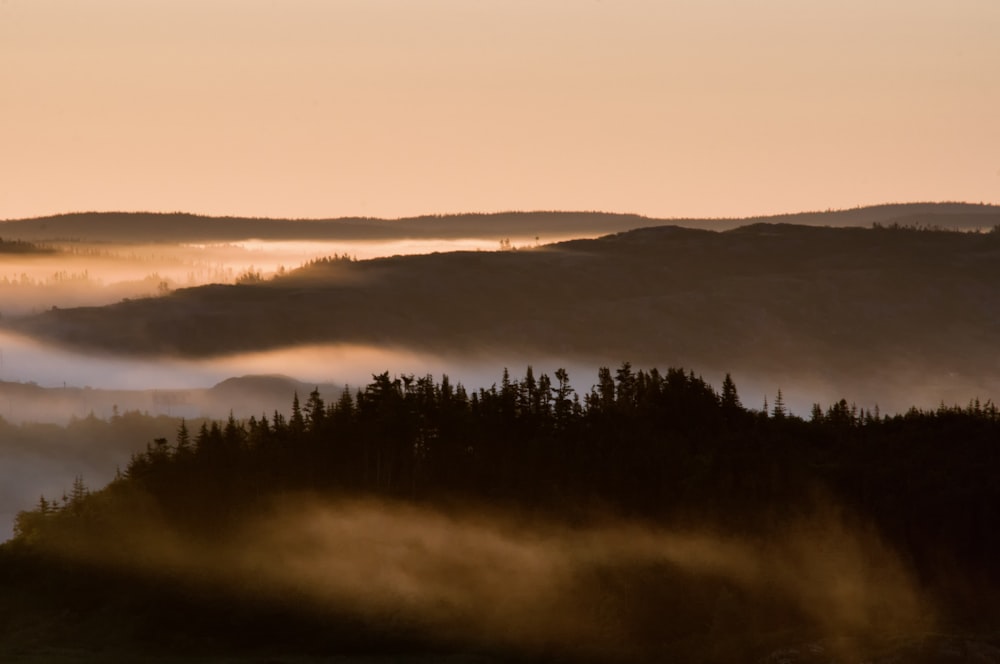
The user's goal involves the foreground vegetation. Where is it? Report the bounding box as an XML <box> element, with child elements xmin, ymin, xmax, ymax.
<box><xmin>2</xmin><ymin>365</ymin><xmax>999</xmax><ymax>661</ymax></box>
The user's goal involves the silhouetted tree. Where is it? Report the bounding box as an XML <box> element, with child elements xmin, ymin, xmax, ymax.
<box><xmin>721</xmin><ymin>373</ymin><xmax>741</xmax><ymax>410</ymax></box>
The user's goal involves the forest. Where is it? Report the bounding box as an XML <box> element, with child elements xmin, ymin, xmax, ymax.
<box><xmin>3</xmin><ymin>364</ymin><xmax>999</xmax><ymax>662</ymax></box>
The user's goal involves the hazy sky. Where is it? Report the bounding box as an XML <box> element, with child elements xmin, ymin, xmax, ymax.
<box><xmin>3</xmin><ymin>0</ymin><xmax>998</xmax><ymax>220</ymax></box>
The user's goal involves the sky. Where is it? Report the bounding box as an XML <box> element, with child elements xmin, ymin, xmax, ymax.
<box><xmin>2</xmin><ymin>0</ymin><xmax>998</xmax><ymax>221</ymax></box>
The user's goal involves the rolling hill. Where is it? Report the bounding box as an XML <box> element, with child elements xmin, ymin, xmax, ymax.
<box><xmin>7</xmin><ymin>221</ymin><xmax>1000</xmax><ymax>408</ymax></box>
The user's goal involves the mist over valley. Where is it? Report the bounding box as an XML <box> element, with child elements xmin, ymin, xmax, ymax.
<box><xmin>7</xmin><ymin>0</ymin><xmax>999</xmax><ymax>656</ymax></box>
<box><xmin>5</xmin><ymin>205</ymin><xmax>998</xmax><ymax>411</ymax></box>
<box><xmin>2</xmin><ymin>205</ymin><xmax>999</xmax><ymax>663</ymax></box>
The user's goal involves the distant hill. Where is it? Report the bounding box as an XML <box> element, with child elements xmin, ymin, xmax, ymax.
<box><xmin>0</xmin><ymin>211</ymin><xmax>666</xmax><ymax>243</ymax></box>
<box><xmin>8</xmin><ymin>221</ymin><xmax>1000</xmax><ymax>408</ymax></box>
<box><xmin>205</xmin><ymin>374</ymin><xmax>346</xmax><ymax>416</ymax></box>
<box><xmin>727</xmin><ymin>201</ymin><xmax>1000</xmax><ymax>229</ymax></box>
<box><xmin>1</xmin><ymin>203</ymin><xmax>997</xmax><ymax>243</ymax></box>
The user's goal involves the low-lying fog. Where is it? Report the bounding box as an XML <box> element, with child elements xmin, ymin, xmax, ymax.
<box><xmin>0</xmin><ymin>330</ymin><xmax>600</xmax><ymax>412</ymax></box>
<box><xmin>5</xmin><ymin>328</ymin><xmax>964</xmax><ymax>424</ymax></box>
<box><xmin>41</xmin><ymin>496</ymin><xmax>934</xmax><ymax>660</ymax></box>
<box><xmin>0</xmin><ymin>235</ymin><xmax>578</xmax><ymax>315</ymax></box>
<box><xmin>0</xmin><ymin>327</ymin><xmax>606</xmax><ymax>539</ymax></box>
<box><xmin>0</xmin><ymin>325</ymin><xmax>990</xmax><ymax>422</ymax></box>
<box><xmin>3</xmin><ymin>230</ymin><xmax>997</xmax><ymax>546</ymax></box>
<box><xmin>3</xmin><ymin>322</ymin><xmax>994</xmax><ymax>541</ymax></box>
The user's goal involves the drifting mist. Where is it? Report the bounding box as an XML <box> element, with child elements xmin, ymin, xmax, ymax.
<box><xmin>33</xmin><ymin>496</ymin><xmax>933</xmax><ymax>661</ymax></box>
<box><xmin>0</xmin><ymin>235</ymin><xmax>580</xmax><ymax>317</ymax></box>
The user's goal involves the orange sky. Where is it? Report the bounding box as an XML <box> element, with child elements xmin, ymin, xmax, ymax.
<box><xmin>2</xmin><ymin>0</ymin><xmax>998</xmax><ymax>221</ymax></box>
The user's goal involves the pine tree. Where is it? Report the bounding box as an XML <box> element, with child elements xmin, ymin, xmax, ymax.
<box><xmin>553</xmin><ymin>368</ymin><xmax>574</xmax><ymax>427</ymax></box>
<box><xmin>305</xmin><ymin>387</ymin><xmax>326</xmax><ymax>433</ymax></box>
<box><xmin>721</xmin><ymin>373</ymin><xmax>741</xmax><ymax>410</ymax></box>
<box><xmin>290</xmin><ymin>392</ymin><xmax>305</xmax><ymax>436</ymax></box>
<box><xmin>536</xmin><ymin>372</ymin><xmax>552</xmax><ymax>418</ymax></box>
<box><xmin>596</xmin><ymin>366</ymin><xmax>615</xmax><ymax>412</ymax></box>
<box><xmin>175</xmin><ymin>419</ymin><xmax>192</xmax><ymax>457</ymax></box>
<box><xmin>615</xmin><ymin>361</ymin><xmax>636</xmax><ymax>410</ymax></box>
<box><xmin>69</xmin><ymin>476</ymin><xmax>88</xmax><ymax>515</ymax></box>
<box><xmin>773</xmin><ymin>389</ymin><xmax>786</xmax><ymax>419</ymax></box>
<box><xmin>521</xmin><ymin>366</ymin><xmax>537</xmax><ymax>415</ymax></box>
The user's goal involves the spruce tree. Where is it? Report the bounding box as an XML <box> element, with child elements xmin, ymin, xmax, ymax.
<box><xmin>721</xmin><ymin>373</ymin><xmax>741</xmax><ymax>410</ymax></box>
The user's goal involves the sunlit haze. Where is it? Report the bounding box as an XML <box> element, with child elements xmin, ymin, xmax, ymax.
<box><xmin>2</xmin><ymin>0</ymin><xmax>998</xmax><ymax>220</ymax></box>
<box><xmin>0</xmin><ymin>235</ymin><xmax>576</xmax><ymax>314</ymax></box>
<box><xmin>3</xmin><ymin>4</ymin><xmax>1000</xmax><ymax>655</ymax></box>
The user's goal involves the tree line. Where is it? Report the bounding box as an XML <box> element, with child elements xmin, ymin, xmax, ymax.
<box><xmin>12</xmin><ymin>364</ymin><xmax>1000</xmax><ymax>595</ymax></box>
<box><xmin>5</xmin><ymin>363</ymin><xmax>1000</xmax><ymax>659</ymax></box>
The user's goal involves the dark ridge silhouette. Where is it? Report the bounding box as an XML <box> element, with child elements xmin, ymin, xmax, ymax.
<box><xmin>0</xmin><ymin>210</ymin><xmax>664</xmax><ymax>243</ymax></box>
<box><xmin>731</xmin><ymin>201</ymin><xmax>1000</xmax><ymax>228</ymax></box>
<box><xmin>204</xmin><ymin>374</ymin><xmax>345</xmax><ymax>416</ymax></box>
<box><xmin>8</xmin><ymin>222</ymin><xmax>1000</xmax><ymax>407</ymax></box>
<box><xmin>2</xmin><ymin>365</ymin><xmax>998</xmax><ymax>662</ymax></box>
<box><xmin>209</xmin><ymin>373</ymin><xmax>317</xmax><ymax>397</ymax></box>
<box><xmin>0</xmin><ymin>202</ymin><xmax>997</xmax><ymax>243</ymax></box>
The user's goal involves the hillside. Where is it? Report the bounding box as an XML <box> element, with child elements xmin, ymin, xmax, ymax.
<box><xmin>3</xmin><ymin>366</ymin><xmax>999</xmax><ymax>662</ymax></box>
<box><xmin>8</xmin><ymin>222</ymin><xmax>1000</xmax><ymax>407</ymax></box>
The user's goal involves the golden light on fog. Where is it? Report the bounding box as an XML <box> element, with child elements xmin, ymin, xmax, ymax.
<box><xmin>37</xmin><ymin>496</ymin><xmax>932</xmax><ymax>659</ymax></box>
